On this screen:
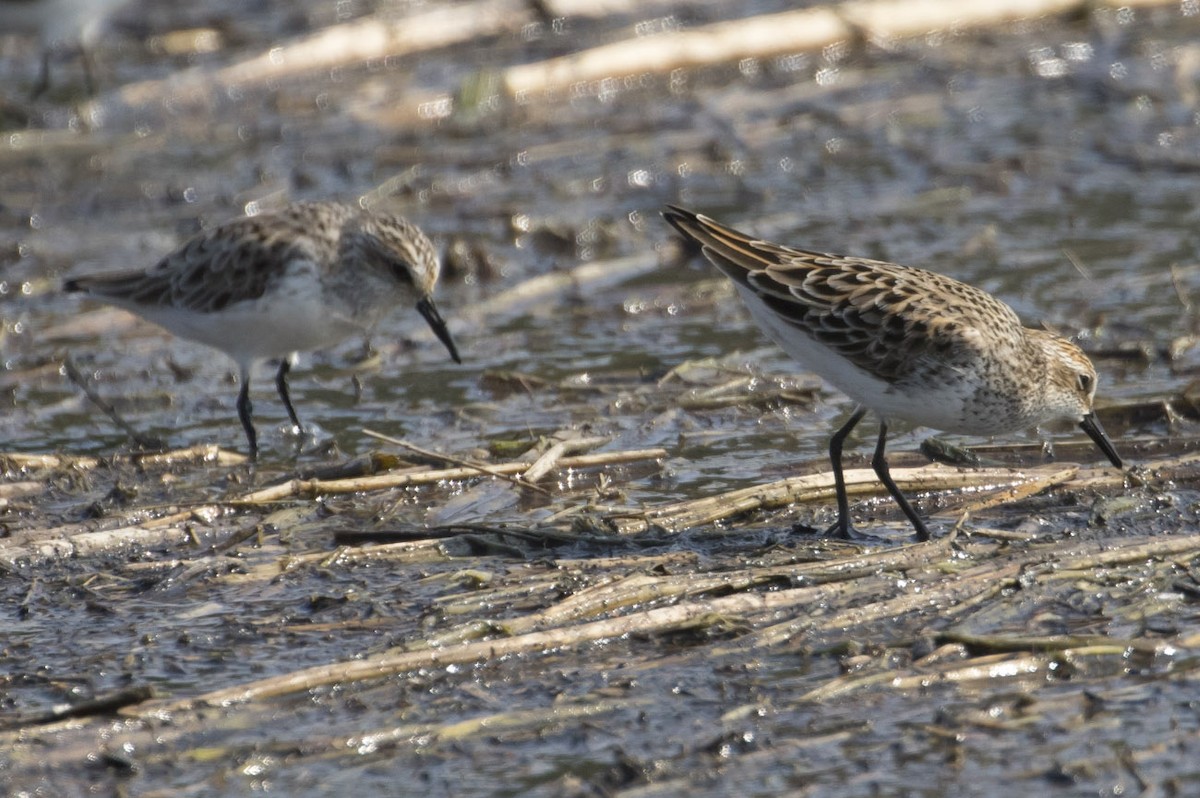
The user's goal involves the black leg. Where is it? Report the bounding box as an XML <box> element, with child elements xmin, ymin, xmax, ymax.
<box><xmin>870</xmin><ymin>419</ymin><xmax>931</xmax><ymax>542</ymax></box>
<box><xmin>80</xmin><ymin>45</ymin><xmax>97</xmax><ymax>96</ymax></box>
<box><xmin>236</xmin><ymin>368</ymin><xmax>258</xmax><ymax>460</ymax></box>
<box><xmin>32</xmin><ymin>49</ymin><xmax>51</xmax><ymax>98</ymax></box>
<box><xmin>825</xmin><ymin>406</ymin><xmax>868</xmax><ymax>539</ymax></box>
<box><xmin>274</xmin><ymin>360</ymin><xmax>304</xmax><ymax>433</ymax></box>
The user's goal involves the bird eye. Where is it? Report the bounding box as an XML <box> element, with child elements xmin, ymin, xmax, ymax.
<box><xmin>389</xmin><ymin>260</ymin><xmax>415</xmax><ymax>285</ymax></box>
<box><xmin>1077</xmin><ymin>373</ymin><xmax>1093</xmax><ymax>394</ymax></box>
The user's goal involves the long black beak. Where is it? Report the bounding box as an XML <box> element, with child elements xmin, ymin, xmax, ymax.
<box><xmin>1080</xmin><ymin>412</ymin><xmax>1123</xmax><ymax>468</ymax></box>
<box><xmin>417</xmin><ymin>296</ymin><xmax>462</xmax><ymax>364</ymax></box>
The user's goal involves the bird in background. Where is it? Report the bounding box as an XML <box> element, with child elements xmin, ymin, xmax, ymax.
<box><xmin>64</xmin><ymin>201</ymin><xmax>462</xmax><ymax>459</ymax></box>
<box><xmin>0</xmin><ymin>0</ymin><xmax>131</xmax><ymax>96</ymax></box>
<box><xmin>663</xmin><ymin>205</ymin><xmax>1123</xmax><ymax>541</ymax></box>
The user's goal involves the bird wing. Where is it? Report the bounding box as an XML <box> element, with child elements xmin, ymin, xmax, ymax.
<box><xmin>68</xmin><ymin>215</ymin><xmax>317</xmax><ymax>314</ymax></box>
<box><xmin>663</xmin><ymin>205</ymin><xmax>1023</xmax><ymax>385</ymax></box>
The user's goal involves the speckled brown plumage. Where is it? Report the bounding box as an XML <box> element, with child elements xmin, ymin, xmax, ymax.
<box><xmin>64</xmin><ymin>201</ymin><xmax>459</xmax><ymax>458</ymax></box>
<box><xmin>663</xmin><ymin>204</ymin><xmax>1124</xmax><ymax>541</ymax></box>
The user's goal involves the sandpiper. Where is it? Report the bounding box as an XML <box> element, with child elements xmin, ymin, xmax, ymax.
<box><xmin>663</xmin><ymin>205</ymin><xmax>1123</xmax><ymax>541</ymax></box>
<box><xmin>0</xmin><ymin>0</ymin><xmax>130</xmax><ymax>95</ymax></box>
<box><xmin>64</xmin><ymin>201</ymin><xmax>462</xmax><ymax>458</ymax></box>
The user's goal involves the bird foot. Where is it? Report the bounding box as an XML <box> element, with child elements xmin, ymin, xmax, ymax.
<box><xmin>792</xmin><ymin>518</ymin><xmax>927</xmax><ymax>543</ymax></box>
<box><xmin>788</xmin><ymin>519</ymin><xmax>870</xmax><ymax>540</ymax></box>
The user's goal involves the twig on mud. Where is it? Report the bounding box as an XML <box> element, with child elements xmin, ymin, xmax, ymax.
<box><xmin>61</xmin><ymin>355</ymin><xmax>165</xmax><ymax>450</ymax></box>
<box><xmin>608</xmin><ymin>463</ymin><xmax>1080</xmax><ymax>534</ymax></box>
<box><xmin>674</xmin><ymin>377</ymin><xmax>819</xmax><ymax>411</ymax></box>
<box><xmin>0</xmin><ymin>482</ymin><xmax>44</xmax><ymax>503</ymax></box>
<box><xmin>503</xmin><ymin>5</ymin><xmax>846</xmax><ymax>96</ymax></box>
<box><xmin>123</xmin><ymin>584</ymin><xmax>834</xmax><ymax>715</ymax></box>
<box><xmin>502</xmin><ymin>0</ymin><xmax>1135</xmax><ymax>97</ymax></box>
<box><xmin>800</xmin><ymin>637</ymin><xmax>1172</xmax><ymax>702</ymax></box>
<box><xmin>0</xmin><ymin>685</ymin><xmax>157</xmax><ymax>729</ymax></box>
<box><xmin>353</xmin><ymin>699</ymin><xmax>636</xmax><ymax>750</ymax></box>
<box><xmin>457</xmin><ymin>252</ymin><xmax>662</xmax><ymax>325</ymax></box>
<box><xmin>1049</xmin><ymin>534</ymin><xmax>1200</xmax><ymax>571</ymax></box>
<box><xmin>238</xmin><ymin>698</ymin><xmax>641</xmax><ymax>765</ymax></box>
<box><xmin>362</xmin><ymin>428</ymin><xmax>553</xmax><ymax>496</ymax></box>
<box><xmin>800</xmin><ymin>651</ymin><xmax>1052</xmax><ymax>701</ymax></box>
<box><xmin>233</xmin><ymin>447</ymin><xmax>668</xmax><ymax>503</ymax></box>
<box><xmin>0</xmin><ymin>452</ymin><xmax>104</xmax><ymax>472</ymax></box>
<box><xmin>930</xmin><ymin>466</ymin><xmax>1078</xmax><ymax>517</ymax></box>
<box><xmin>937</xmin><ymin>630</ymin><xmax>1166</xmax><ymax>655</ymax></box>
<box><xmin>131</xmin><ymin>444</ymin><xmax>248</xmax><ymax>468</ymax></box>
<box><xmin>520</xmin><ymin>433</ymin><xmax>612</xmax><ymax>484</ymax></box>
<box><xmin>1171</xmin><ymin>263</ymin><xmax>1192</xmax><ymax>313</ymax></box>
<box><xmin>115</xmin><ymin>0</ymin><xmax>534</xmax><ymax>107</ymax></box>
<box><xmin>0</xmin><ymin>506</ymin><xmax>237</xmax><ymax>568</ymax></box>
<box><xmin>0</xmin><ymin>445</ymin><xmax>245</xmax><ymax>478</ymax></box>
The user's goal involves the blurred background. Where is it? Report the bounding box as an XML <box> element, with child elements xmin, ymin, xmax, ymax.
<box><xmin>1</xmin><ymin>0</ymin><xmax>1192</xmax><ymax>477</ymax></box>
<box><xmin>2</xmin><ymin>2</ymin><xmax>1199</xmax><ymax>793</ymax></box>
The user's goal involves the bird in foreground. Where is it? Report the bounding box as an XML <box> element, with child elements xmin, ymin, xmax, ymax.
<box><xmin>0</xmin><ymin>0</ymin><xmax>130</xmax><ymax>96</ymax></box>
<box><xmin>663</xmin><ymin>205</ymin><xmax>1123</xmax><ymax>542</ymax></box>
<box><xmin>64</xmin><ymin>201</ymin><xmax>462</xmax><ymax>459</ymax></box>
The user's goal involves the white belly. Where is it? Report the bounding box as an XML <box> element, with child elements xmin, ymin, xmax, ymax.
<box><xmin>130</xmin><ymin>297</ymin><xmax>365</xmax><ymax>366</ymax></box>
<box><xmin>733</xmin><ymin>283</ymin><xmax>979</xmax><ymax>433</ymax></box>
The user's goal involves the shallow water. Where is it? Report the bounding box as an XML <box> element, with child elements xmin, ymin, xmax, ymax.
<box><xmin>2</xmin><ymin>1</ymin><xmax>1198</xmax><ymax>795</ymax></box>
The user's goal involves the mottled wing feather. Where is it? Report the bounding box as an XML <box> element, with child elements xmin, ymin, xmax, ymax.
<box><xmin>71</xmin><ymin>213</ymin><xmax>324</xmax><ymax>314</ymax></box>
<box><xmin>664</xmin><ymin>205</ymin><xmax>1024</xmax><ymax>385</ymax></box>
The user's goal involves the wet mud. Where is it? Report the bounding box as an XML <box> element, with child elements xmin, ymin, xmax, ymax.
<box><xmin>2</xmin><ymin>1</ymin><xmax>1200</xmax><ymax>794</ymax></box>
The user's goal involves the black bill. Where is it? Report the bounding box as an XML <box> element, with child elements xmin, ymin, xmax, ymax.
<box><xmin>417</xmin><ymin>296</ymin><xmax>462</xmax><ymax>364</ymax></box>
<box><xmin>1079</xmin><ymin>412</ymin><xmax>1123</xmax><ymax>468</ymax></box>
